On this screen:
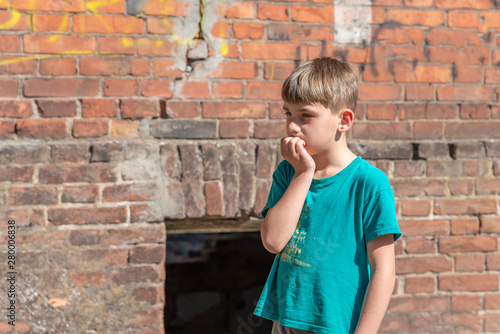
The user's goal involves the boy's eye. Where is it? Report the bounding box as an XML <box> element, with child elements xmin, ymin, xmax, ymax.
<box><xmin>283</xmin><ymin>111</ymin><xmax>292</xmax><ymax>117</ymax></box>
<box><xmin>302</xmin><ymin>114</ymin><xmax>312</xmax><ymax>118</ymax></box>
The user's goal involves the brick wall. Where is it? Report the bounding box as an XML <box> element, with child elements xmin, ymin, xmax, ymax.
<box><xmin>0</xmin><ymin>0</ymin><xmax>499</xmax><ymax>332</ymax></box>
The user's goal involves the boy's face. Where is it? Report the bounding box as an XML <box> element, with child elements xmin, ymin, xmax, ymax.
<box><xmin>283</xmin><ymin>101</ymin><xmax>341</xmax><ymax>157</ymax></box>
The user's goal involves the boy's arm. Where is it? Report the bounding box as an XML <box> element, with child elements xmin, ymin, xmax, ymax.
<box><xmin>355</xmin><ymin>234</ymin><xmax>396</xmax><ymax>334</ymax></box>
<box><xmin>261</xmin><ymin>137</ymin><xmax>315</xmax><ymax>254</ymax></box>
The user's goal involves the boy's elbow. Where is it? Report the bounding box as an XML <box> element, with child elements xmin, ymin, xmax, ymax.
<box><xmin>262</xmin><ymin>238</ymin><xmax>285</xmax><ymax>254</ymax></box>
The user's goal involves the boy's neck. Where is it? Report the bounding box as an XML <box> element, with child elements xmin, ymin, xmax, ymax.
<box><xmin>312</xmin><ymin>141</ymin><xmax>357</xmax><ymax>179</ymax></box>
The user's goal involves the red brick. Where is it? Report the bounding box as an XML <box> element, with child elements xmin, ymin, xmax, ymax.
<box><xmin>73</xmin><ymin>15</ymin><xmax>143</xmax><ymax>34</ymax></box>
<box><xmin>87</xmin><ymin>0</ymin><xmax>125</xmax><ymax>14</ymax></box>
<box><xmin>180</xmin><ymin>81</ymin><xmax>210</xmax><ymax>99</ymax></box>
<box><xmin>203</xmin><ymin>101</ymin><xmax>266</xmax><ymax>119</ymax></box>
<box><xmin>247</xmin><ymin>82</ymin><xmax>282</xmax><ymax>100</ymax></box>
<box><xmin>40</xmin><ymin>58</ymin><xmax>76</xmax><ymax>76</ymax></box>
<box><xmin>137</xmin><ymin>37</ymin><xmax>177</xmax><ymax>57</ymax></box>
<box><xmin>9</xmin><ymin>186</ymin><xmax>58</xmax><ymax>205</ymax></box>
<box><xmin>405</xmin><ymin>276</ymin><xmax>435</xmax><ymax>293</ymax></box>
<box><xmin>223</xmin><ymin>2</ymin><xmax>255</xmax><ymax>19</ymax></box>
<box><xmin>23</xmin><ymin>35</ymin><xmax>96</xmax><ymax>54</ymax></box>
<box><xmin>450</xmin><ymin>217</ymin><xmax>479</xmax><ymax>235</ymax></box>
<box><xmin>439</xmin><ymin>236</ymin><xmax>498</xmax><ymax>253</ymax></box>
<box><xmin>445</xmin><ymin>121</ymin><xmax>500</xmax><ymax>139</ymax></box>
<box><xmin>366</xmin><ymin>104</ymin><xmax>396</xmax><ymax>120</ymax></box>
<box><xmin>436</xmin><ymin>0</ymin><xmax>493</xmax><ymax>9</ymax></box>
<box><xmin>388</xmin><ymin>296</ymin><xmax>449</xmax><ymax>313</ymax></box>
<box><xmin>438</xmin><ymin>85</ymin><xmax>493</xmax><ymax>101</ymax></box>
<box><xmin>82</xmin><ymin>99</ymin><xmax>118</xmax><ymax>118</ymax></box>
<box><xmin>0</xmin><ymin>9</ymin><xmax>30</xmax><ymax>30</ymax></box>
<box><xmin>16</xmin><ymin>119</ymin><xmax>66</xmax><ymax>139</ymax></box>
<box><xmin>397</xmin><ymin>256</ymin><xmax>452</xmax><ymax>274</ymax></box>
<box><xmin>257</xmin><ymin>4</ymin><xmax>287</xmax><ymax>21</ymax></box>
<box><xmin>291</xmin><ymin>5</ymin><xmax>333</xmax><ymax>23</ymax></box>
<box><xmin>36</xmin><ymin>100</ymin><xmax>76</xmax><ymax>117</ymax></box>
<box><xmin>133</xmin><ymin>286</ymin><xmax>164</xmax><ymax>305</ymax></box>
<box><xmin>352</xmin><ymin>122</ymin><xmax>411</xmax><ymax>140</ymax></box>
<box><xmin>399</xmin><ymin>219</ymin><xmax>449</xmax><ymax>236</ymax></box>
<box><xmin>443</xmin><ymin>313</ymin><xmax>481</xmax><ymax>332</ymax></box>
<box><xmin>152</xmin><ymin>59</ymin><xmax>184</xmax><ymax>78</ymax></box>
<box><xmin>98</xmin><ymin>36</ymin><xmax>134</xmax><ymax>55</ymax></box>
<box><xmin>460</xmin><ymin>104</ymin><xmax>490</xmax><ymax>119</ymax></box>
<box><xmin>394</xmin><ymin>64</ymin><xmax>451</xmax><ymax>83</ymax></box>
<box><xmin>110</xmin><ymin>266</ymin><xmax>161</xmax><ymax>285</ymax></box>
<box><xmin>164</xmin><ymin>101</ymin><xmax>199</xmax><ymax>118</ymax></box>
<box><xmin>80</xmin><ymin>57</ymin><xmax>136</xmax><ymax>76</ymax></box>
<box><xmin>219</xmin><ymin>120</ymin><xmax>251</xmax><ymax>138</ymax></box>
<box><xmin>358</xmin><ymin>84</ymin><xmax>403</xmax><ymax>101</ymax></box>
<box><xmin>103</xmin><ymin>79</ymin><xmax>139</xmax><ymax>96</ymax></box>
<box><xmin>205</xmin><ymin>181</ymin><xmax>223</xmax><ymax>216</ymax></box>
<box><xmin>130</xmin><ymin>245</ymin><xmax>165</xmax><ymax>264</ymax></box>
<box><xmin>451</xmin><ymin>295</ymin><xmax>481</xmax><ymax>312</ymax></box>
<box><xmin>0</xmin><ymin>35</ymin><xmax>19</xmax><ymax>53</ymax></box>
<box><xmin>121</xmin><ymin>100</ymin><xmax>159</xmax><ymax>119</ymax></box>
<box><xmin>455</xmin><ymin>254</ymin><xmax>485</xmax><ymax>272</ymax></box>
<box><xmin>0</xmin><ymin>166</ymin><xmax>34</xmax><ymax>183</ymax></box>
<box><xmin>405</xmin><ymin>237</ymin><xmax>436</xmax><ymax>254</ymax></box>
<box><xmin>213</xmin><ymin>82</ymin><xmax>244</xmax><ymax>99</ymax></box>
<box><xmin>439</xmin><ymin>274</ymin><xmax>498</xmax><ymax>291</ymax></box>
<box><xmin>233</xmin><ymin>22</ymin><xmax>264</xmax><ymax>39</ymax></box>
<box><xmin>62</xmin><ymin>185</ymin><xmax>99</xmax><ymax>203</ymax></box>
<box><xmin>215</xmin><ymin>62</ymin><xmax>257</xmax><ymax>79</ymax></box>
<box><xmin>73</xmin><ymin>120</ymin><xmax>108</xmax><ymax>138</ymax></box>
<box><xmin>103</xmin><ymin>183</ymin><xmax>157</xmax><ymax>202</ymax></box>
<box><xmin>387</xmin><ymin>10</ymin><xmax>445</xmax><ymax>27</ymax></box>
<box><xmin>401</xmin><ymin>200</ymin><xmax>431</xmax><ymax>216</ymax></box>
<box><xmin>32</xmin><ymin>13</ymin><xmax>69</xmax><ymax>32</ymax></box>
<box><xmin>480</xmin><ymin>216</ymin><xmax>500</xmax><ymax>233</ymax></box>
<box><xmin>264</xmin><ymin>62</ymin><xmax>295</xmax><ymax>81</ymax></box>
<box><xmin>486</xmin><ymin>68</ymin><xmax>500</xmax><ymax>84</ymax></box>
<box><xmin>434</xmin><ymin>198</ymin><xmax>497</xmax><ymax>215</ymax></box>
<box><xmin>0</xmin><ymin>79</ymin><xmax>17</xmax><ymax>98</ymax></box>
<box><xmin>414</xmin><ymin>121</ymin><xmax>444</xmax><ymax>139</ymax></box>
<box><xmin>141</xmin><ymin>79</ymin><xmax>173</xmax><ymax>98</ymax></box>
<box><xmin>39</xmin><ymin>165</ymin><xmax>115</xmax><ymax>183</ymax></box>
<box><xmin>11</xmin><ymin>0</ymin><xmax>85</xmax><ymax>11</ymax></box>
<box><xmin>242</xmin><ymin>42</ymin><xmax>306</xmax><ymax>60</ymax></box>
<box><xmin>140</xmin><ymin>0</ymin><xmax>189</xmax><ymax>16</ymax></box>
<box><xmin>104</xmin><ymin>225</ymin><xmax>165</xmax><ymax>246</ymax></box>
<box><xmin>211</xmin><ymin>20</ymin><xmax>229</xmax><ymax>38</ymax></box>
<box><xmin>0</xmin><ymin>101</ymin><xmax>31</xmax><ymax>118</ymax></box>
<box><xmin>49</xmin><ymin>206</ymin><xmax>127</xmax><ymax>225</ymax></box>
<box><xmin>393</xmin><ymin>161</ymin><xmax>425</xmax><ymax>177</ymax></box>
<box><xmin>254</xmin><ymin>121</ymin><xmax>287</xmax><ymax>139</ymax></box>
<box><xmin>111</xmin><ymin>119</ymin><xmax>139</xmax><ymax>138</ymax></box>
<box><xmin>24</xmin><ymin>78</ymin><xmax>99</xmax><ymax>97</ymax></box>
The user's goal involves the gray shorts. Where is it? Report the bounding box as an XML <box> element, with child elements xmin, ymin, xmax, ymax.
<box><xmin>271</xmin><ymin>321</ymin><xmax>315</xmax><ymax>334</ymax></box>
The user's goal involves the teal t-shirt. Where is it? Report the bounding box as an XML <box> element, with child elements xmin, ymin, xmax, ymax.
<box><xmin>254</xmin><ymin>157</ymin><xmax>401</xmax><ymax>333</ymax></box>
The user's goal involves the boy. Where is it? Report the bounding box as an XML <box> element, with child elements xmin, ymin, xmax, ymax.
<box><xmin>254</xmin><ymin>57</ymin><xmax>401</xmax><ymax>334</ymax></box>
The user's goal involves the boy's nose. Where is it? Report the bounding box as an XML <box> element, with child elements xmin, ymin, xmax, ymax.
<box><xmin>287</xmin><ymin>121</ymin><xmax>300</xmax><ymax>135</ymax></box>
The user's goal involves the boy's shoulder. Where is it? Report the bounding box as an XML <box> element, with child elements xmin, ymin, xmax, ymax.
<box><xmin>354</xmin><ymin>158</ymin><xmax>393</xmax><ymax>192</ymax></box>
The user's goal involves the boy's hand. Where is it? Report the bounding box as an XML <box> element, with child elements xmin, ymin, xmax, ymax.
<box><xmin>281</xmin><ymin>137</ymin><xmax>316</xmax><ymax>175</ymax></box>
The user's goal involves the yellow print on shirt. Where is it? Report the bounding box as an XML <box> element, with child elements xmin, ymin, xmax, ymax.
<box><xmin>280</xmin><ymin>203</ymin><xmax>311</xmax><ymax>268</ymax></box>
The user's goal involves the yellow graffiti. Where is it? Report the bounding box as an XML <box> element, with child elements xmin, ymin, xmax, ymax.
<box><xmin>0</xmin><ymin>0</ymin><xmax>230</xmax><ymax>66</ymax></box>
<box><xmin>0</xmin><ymin>9</ymin><xmax>20</xmax><ymax>30</ymax></box>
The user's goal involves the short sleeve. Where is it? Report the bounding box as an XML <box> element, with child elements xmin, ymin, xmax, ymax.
<box><xmin>261</xmin><ymin>161</ymin><xmax>294</xmax><ymax>218</ymax></box>
<box><xmin>363</xmin><ymin>188</ymin><xmax>401</xmax><ymax>244</ymax></box>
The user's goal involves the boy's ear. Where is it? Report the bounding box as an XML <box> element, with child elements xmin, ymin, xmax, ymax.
<box><xmin>338</xmin><ymin>109</ymin><xmax>354</xmax><ymax>133</ymax></box>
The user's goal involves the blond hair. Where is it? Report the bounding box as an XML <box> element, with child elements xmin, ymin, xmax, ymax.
<box><xmin>281</xmin><ymin>57</ymin><xmax>358</xmax><ymax>114</ymax></box>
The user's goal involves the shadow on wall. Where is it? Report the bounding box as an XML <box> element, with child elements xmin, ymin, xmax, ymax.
<box><xmin>166</xmin><ymin>232</ymin><xmax>275</xmax><ymax>334</ymax></box>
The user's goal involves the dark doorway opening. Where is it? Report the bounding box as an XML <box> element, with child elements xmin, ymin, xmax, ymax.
<box><xmin>165</xmin><ymin>232</ymin><xmax>275</xmax><ymax>334</ymax></box>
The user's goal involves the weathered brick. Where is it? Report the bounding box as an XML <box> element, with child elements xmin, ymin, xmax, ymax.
<box><xmin>404</xmin><ymin>276</ymin><xmax>435</xmax><ymax>293</ymax></box>
<box><xmin>434</xmin><ymin>198</ymin><xmax>497</xmax><ymax>215</ymax></box>
<box><xmin>205</xmin><ymin>181</ymin><xmax>223</xmax><ymax>216</ymax></box>
<box><xmin>16</xmin><ymin>119</ymin><xmax>66</xmax><ymax>139</ymax></box>
<box><xmin>70</xmin><ymin>271</ymin><xmax>105</xmax><ymax>287</ymax></box>
<box><xmin>39</xmin><ymin>165</ymin><xmax>115</xmax><ymax>183</ymax></box>
<box><xmin>399</xmin><ymin>219</ymin><xmax>449</xmax><ymax>236</ymax></box>
<box><xmin>24</xmin><ymin>78</ymin><xmax>99</xmax><ymax>97</ymax></box>
<box><xmin>200</xmin><ymin>143</ymin><xmax>221</xmax><ymax>181</ymax></box>
<box><xmin>104</xmin><ymin>226</ymin><xmax>165</xmax><ymax>245</ymax></box>
<box><xmin>132</xmin><ymin>286</ymin><xmax>164</xmax><ymax>305</ymax></box>
<box><xmin>451</xmin><ymin>295</ymin><xmax>481</xmax><ymax>312</ymax></box>
<box><xmin>40</xmin><ymin>58</ymin><xmax>76</xmax><ymax>76</ymax></box>
<box><xmin>0</xmin><ymin>166</ymin><xmax>33</xmax><ymax>182</ymax></box>
<box><xmin>220</xmin><ymin>144</ymin><xmax>238</xmax><ymax>216</ymax></box>
<box><xmin>349</xmin><ymin>142</ymin><xmax>413</xmax><ymax>160</ymax></box>
<box><xmin>219</xmin><ymin>120</ymin><xmax>252</xmax><ymax>138</ymax></box>
<box><xmin>450</xmin><ymin>218</ymin><xmax>479</xmax><ymax>235</ymax></box>
<box><xmin>37</xmin><ymin>100</ymin><xmax>77</xmax><ymax>117</ymax></box>
<box><xmin>257</xmin><ymin>4</ymin><xmax>288</xmax><ymax>21</ymax></box>
<box><xmin>179</xmin><ymin>144</ymin><xmax>205</xmax><ymax>217</ymax></box>
<box><xmin>121</xmin><ymin>99</ymin><xmax>159</xmax><ymax>119</ymax></box>
<box><xmin>455</xmin><ymin>254</ymin><xmax>485</xmax><ymax>272</ymax></box>
<box><xmin>130</xmin><ymin>245</ymin><xmax>165</xmax><ymax>264</ymax></box>
<box><xmin>480</xmin><ymin>216</ymin><xmax>500</xmax><ymax>233</ymax></box>
<box><xmin>151</xmin><ymin>120</ymin><xmax>217</xmax><ymax>139</ymax></box>
<box><xmin>110</xmin><ymin>266</ymin><xmax>160</xmax><ymax>285</ymax></box>
<box><xmin>388</xmin><ymin>296</ymin><xmax>450</xmax><ymax>313</ymax></box>
<box><xmin>405</xmin><ymin>237</ymin><xmax>436</xmax><ymax>254</ymax></box>
<box><xmin>48</xmin><ymin>206</ymin><xmax>127</xmax><ymax>225</ymax></box>
<box><xmin>61</xmin><ymin>185</ymin><xmax>99</xmax><ymax>203</ymax></box>
<box><xmin>9</xmin><ymin>186</ymin><xmax>58</xmax><ymax>205</ymax></box>
<box><xmin>165</xmin><ymin>101</ymin><xmax>200</xmax><ymax>118</ymax></box>
<box><xmin>401</xmin><ymin>199</ymin><xmax>431</xmax><ymax>216</ymax></box>
<box><xmin>104</xmin><ymin>79</ymin><xmax>139</xmax><ymax>96</ymax></box>
<box><xmin>130</xmin><ymin>203</ymin><xmax>163</xmax><ymax>223</ymax></box>
<box><xmin>103</xmin><ymin>183</ymin><xmax>157</xmax><ymax>202</ymax></box>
